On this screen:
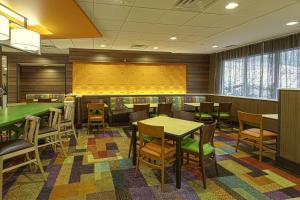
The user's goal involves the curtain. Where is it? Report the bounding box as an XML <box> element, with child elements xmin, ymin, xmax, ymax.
<box><xmin>214</xmin><ymin>33</ymin><xmax>300</xmax><ymax>99</ymax></box>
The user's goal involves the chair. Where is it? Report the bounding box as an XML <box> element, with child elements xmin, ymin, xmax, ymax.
<box><xmin>38</xmin><ymin>98</ymin><xmax>51</xmax><ymax>103</ymax></box>
<box><xmin>0</xmin><ymin>116</ymin><xmax>47</xmax><ymax>200</ymax></box>
<box><xmin>236</xmin><ymin>111</ymin><xmax>278</xmax><ymax>162</ymax></box>
<box><xmin>151</xmin><ymin>103</ymin><xmax>172</xmax><ymax>117</ymax></box>
<box><xmin>87</xmin><ymin>103</ymin><xmax>105</xmax><ymax>134</ymax></box>
<box><xmin>173</xmin><ymin>111</ymin><xmax>195</xmax><ymax>121</ymax></box>
<box><xmin>60</xmin><ymin>104</ymin><xmax>78</xmax><ymax>143</ymax></box>
<box><xmin>136</xmin><ymin>122</ymin><xmax>176</xmax><ymax>192</ymax></box>
<box><xmin>195</xmin><ymin>102</ymin><xmax>214</xmax><ymax>123</ymax></box>
<box><xmin>212</xmin><ymin>102</ymin><xmax>232</xmax><ymax>128</ymax></box>
<box><xmin>133</xmin><ymin>104</ymin><xmax>150</xmax><ymax>115</ymax></box>
<box><xmin>181</xmin><ymin>121</ymin><xmax>218</xmax><ymax>189</ymax></box>
<box><xmin>38</xmin><ymin>108</ymin><xmax>66</xmax><ymax>157</ymax></box>
<box><xmin>128</xmin><ymin>110</ymin><xmax>151</xmax><ymax>158</ymax></box>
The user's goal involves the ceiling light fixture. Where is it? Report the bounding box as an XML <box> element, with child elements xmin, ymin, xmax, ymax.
<box><xmin>286</xmin><ymin>21</ymin><xmax>298</xmax><ymax>26</ymax></box>
<box><xmin>100</xmin><ymin>44</ymin><xmax>106</xmax><ymax>48</ymax></box>
<box><xmin>153</xmin><ymin>46</ymin><xmax>159</xmax><ymax>50</ymax></box>
<box><xmin>225</xmin><ymin>2</ymin><xmax>239</xmax><ymax>9</ymax></box>
<box><xmin>10</xmin><ymin>28</ymin><xmax>40</xmax><ymax>51</ymax></box>
<box><xmin>0</xmin><ymin>3</ymin><xmax>24</xmax><ymax>23</ymax></box>
<box><xmin>212</xmin><ymin>45</ymin><xmax>218</xmax><ymax>48</ymax></box>
<box><xmin>0</xmin><ymin>15</ymin><xmax>9</xmax><ymax>40</ymax></box>
<box><xmin>170</xmin><ymin>37</ymin><xmax>177</xmax><ymax>40</ymax></box>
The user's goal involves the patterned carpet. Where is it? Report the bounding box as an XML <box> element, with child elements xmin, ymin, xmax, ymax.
<box><xmin>2</xmin><ymin>127</ymin><xmax>300</xmax><ymax>200</ymax></box>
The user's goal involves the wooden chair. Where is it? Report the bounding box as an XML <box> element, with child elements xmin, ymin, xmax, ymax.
<box><xmin>236</xmin><ymin>111</ymin><xmax>278</xmax><ymax>162</ymax></box>
<box><xmin>212</xmin><ymin>102</ymin><xmax>232</xmax><ymax>129</ymax></box>
<box><xmin>87</xmin><ymin>103</ymin><xmax>105</xmax><ymax>134</ymax></box>
<box><xmin>151</xmin><ymin>103</ymin><xmax>172</xmax><ymax>117</ymax></box>
<box><xmin>181</xmin><ymin>121</ymin><xmax>218</xmax><ymax>189</ymax></box>
<box><xmin>133</xmin><ymin>104</ymin><xmax>150</xmax><ymax>116</ymax></box>
<box><xmin>60</xmin><ymin>104</ymin><xmax>78</xmax><ymax>143</ymax></box>
<box><xmin>195</xmin><ymin>102</ymin><xmax>214</xmax><ymax>123</ymax></box>
<box><xmin>38</xmin><ymin>108</ymin><xmax>66</xmax><ymax>157</ymax></box>
<box><xmin>0</xmin><ymin>116</ymin><xmax>47</xmax><ymax>200</ymax></box>
<box><xmin>136</xmin><ymin>122</ymin><xmax>176</xmax><ymax>192</ymax></box>
<box><xmin>128</xmin><ymin>110</ymin><xmax>150</xmax><ymax>158</ymax></box>
<box><xmin>173</xmin><ymin>111</ymin><xmax>195</xmax><ymax>121</ymax></box>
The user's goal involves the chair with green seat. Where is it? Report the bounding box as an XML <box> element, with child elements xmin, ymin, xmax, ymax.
<box><xmin>212</xmin><ymin>102</ymin><xmax>232</xmax><ymax>129</ymax></box>
<box><xmin>181</xmin><ymin>121</ymin><xmax>218</xmax><ymax>189</ymax></box>
<box><xmin>128</xmin><ymin>110</ymin><xmax>152</xmax><ymax>158</ymax></box>
<box><xmin>151</xmin><ymin>103</ymin><xmax>172</xmax><ymax>117</ymax></box>
<box><xmin>195</xmin><ymin>102</ymin><xmax>214</xmax><ymax>123</ymax></box>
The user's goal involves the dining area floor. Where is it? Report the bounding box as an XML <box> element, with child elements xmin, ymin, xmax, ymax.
<box><xmin>2</xmin><ymin>126</ymin><xmax>300</xmax><ymax>200</ymax></box>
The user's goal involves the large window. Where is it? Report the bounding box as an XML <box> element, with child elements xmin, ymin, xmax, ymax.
<box><xmin>220</xmin><ymin>47</ymin><xmax>300</xmax><ymax>99</ymax></box>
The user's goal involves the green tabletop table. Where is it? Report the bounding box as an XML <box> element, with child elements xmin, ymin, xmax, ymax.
<box><xmin>132</xmin><ymin>116</ymin><xmax>203</xmax><ymax>189</ymax></box>
<box><xmin>0</xmin><ymin>103</ymin><xmax>63</xmax><ymax>128</ymax></box>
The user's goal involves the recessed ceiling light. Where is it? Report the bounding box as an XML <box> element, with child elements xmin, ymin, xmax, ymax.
<box><xmin>170</xmin><ymin>37</ymin><xmax>177</xmax><ymax>40</ymax></box>
<box><xmin>100</xmin><ymin>44</ymin><xmax>106</xmax><ymax>48</ymax></box>
<box><xmin>225</xmin><ymin>2</ymin><xmax>239</xmax><ymax>9</ymax></box>
<box><xmin>153</xmin><ymin>46</ymin><xmax>159</xmax><ymax>50</ymax></box>
<box><xmin>212</xmin><ymin>45</ymin><xmax>218</xmax><ymax>48</ymax></box>
<box><xmin>286</xmin><ymin>21</ymin><xmax>298</xmax><ymax>26</ymax></box>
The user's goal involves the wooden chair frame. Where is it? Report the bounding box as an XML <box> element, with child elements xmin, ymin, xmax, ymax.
<box><xmin>87</xmin><ymin>103</ymin><xmax>105</xmax><ymax>134</ymax></box>
<box><xmin>60</xmin><ymin>104</ymin><xmax>78</xmax><ymax>143</ymax></box>
<box><xmin>0</xmin><ymin>116</ymin><xmax>47</xmax><ymax>200</ymax></box>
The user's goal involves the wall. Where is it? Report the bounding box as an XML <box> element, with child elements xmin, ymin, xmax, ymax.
<box><xmin>73</xmin><ymin>62</ymin><xmax>186</xmax><ymax>94</ymax></box>
<box><xmin>69</xmin><ymin>49</ymin><xmax>210</xmax><ymax>94</ymax></box>
<box><xmin>19</xmin><ymin>65</ymin><xmax>66</xmax><ymax>102</ymax></box>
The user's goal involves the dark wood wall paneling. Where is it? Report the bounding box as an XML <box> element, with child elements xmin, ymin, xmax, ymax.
<box><xmin>0</xmin><ymin>47</ymin><xmax>2</xmax><ymax>106</ymax></box>
<box><xmin>19</xmin><ymin>66</ymin><xmax>66</xmax><ymax>102</ymax></box>
<box><xmin>4</xmin><ymin>52</ymin><xmax>70</xmax><ymax>103</ymax></box>
<box><xmin>69</xmin><ymin>49</ymin><xmax>210</xmax><ymax>93</ymax></box>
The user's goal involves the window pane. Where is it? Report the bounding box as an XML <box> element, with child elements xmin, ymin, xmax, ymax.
<box><xmin>279</xmin><ymin>49</ymin><xmax>300</xmax><ymax>88</ymax></box>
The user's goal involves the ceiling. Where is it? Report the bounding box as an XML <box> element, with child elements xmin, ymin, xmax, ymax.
<box><xmin>39</xmin><ymin>0</ymin><xmax>300</xmax><ymax>54</ymax></box>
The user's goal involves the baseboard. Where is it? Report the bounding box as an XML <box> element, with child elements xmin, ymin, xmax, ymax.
<box><xmin>276</xmin><ymin>156</ymin><xmax>300</xmax><ymax>177</ymax></box>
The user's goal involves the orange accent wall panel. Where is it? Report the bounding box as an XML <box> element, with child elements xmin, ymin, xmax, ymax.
<box><xmin>72</xmin><ymin>62</ymin><xmax>186</xmax><ymax>94</ymax></box>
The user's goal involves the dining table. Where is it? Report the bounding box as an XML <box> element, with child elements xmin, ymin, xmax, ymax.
<box><xmin>132</xmin><ymin>116</ymin><xmax>203</xmax><ymax>189</ymax></box>
<box><xmin>184</xmin><ymin>102</ymin><xmax>219</xmax><ymax>112</ymax></box>
<box><xmin>0</xmin><ymin>103</ymin><xmax>64</xmax><ymax>128</ymax></box>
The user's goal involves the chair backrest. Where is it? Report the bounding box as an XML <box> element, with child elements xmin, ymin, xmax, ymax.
<box><xmin>138</xmin><ymin>122</ymin><xmax>165</xmax><ymax>157</ymax></box>
<box><xmin>38</xmin><ymin>98</ymin><xmax>51</xmax><ymax>103</ymax></box>
<box><xmin>48</xmin><ymin>108</ymin><xmax>62</xmax><ymax>129</ymax></box>
<box><xmin>64</xmin><ymin>103</ymin><xmax>75</xmax><ymax>121</ymax></box>
<box><xmin>24</xmin><ymin>115</ymin><xmax>40</xmax><ymax>144</ymax></box>
<box><xmin>199</xmin><ymin>102</ymin><xmax>214</xmax><ymax>113</ymax></box>
<box><xmin>133</xmin><ymin>104</ymin><xmax>150</xmax><ymax>112</ymax></box>
<box><xmin>219</xmin><ymin>102</ymin><xmax>232</xmax><ymax>113</ymax></box>
<box><xmin>237</xmin><ymin>111</ymin><xmax>263</xmax><ymax>131</ymax></box>
<box><xmin>158</xmin><ymin>103</ymin><xmax>172</xmax><ymax>115</ymax></box>
<box><xmin>129</xmin><ymin>110</ymin><xmax>149</xmax><ymax>123</ymax></box>
<box><xmin>199</xmin><ymin>121</ymin><xmax>217</xmax><ymax>154</ymax></box>
<box><xmin>87</xmin><ymin>103</ymin><xmax>105</xmax><ymax>115</ymax></box>
<box><xmin>173</xmin><ymin>111</ymin><xmax>195</xmax><ymax>121</ymax></box>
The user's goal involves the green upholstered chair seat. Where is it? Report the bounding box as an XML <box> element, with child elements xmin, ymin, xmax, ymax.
<box><xmin>89</xmin><ymin>109</ymin><xmax>104</xmax><ymax>115</ymax></box>
<box><xmin>150</xmin><ymin>113</ymin><xmax>169</xmax><ymax>118</ymax></box>
<box><xmin>136</xmin><ymin>131</ymin><xmax>153</xmax><ymax>143</ymax></box>
<box><xmin>195</xmin><ymin>113</ymin><xmax>213</xmax><ymax>120</ymax></box>
<box><xmin>181</xmin><ymin>138</ymin><xmax>214</xmax><ymax>155</ymax></box>
<box><xmin>212</xmin><ymin>112</ymin><xmax>230</xmax><ymax>119</ymax></box>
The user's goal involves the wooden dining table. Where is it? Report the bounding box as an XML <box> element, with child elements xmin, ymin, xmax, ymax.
<box><xmin>0</xmin><ymin>103</ymin><xmax>63</xmax><ymax>128</ymax></box>
<box><xmin>132</xmin><ymin>116</ymin><xmax>203</xmax><ymax>189</ymax></box>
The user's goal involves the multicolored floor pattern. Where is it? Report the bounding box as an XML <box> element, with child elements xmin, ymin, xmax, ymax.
<box><xmin>2</xmin><ymin>127</ymin><xmax>300</xmax><ymax>200</ymax></box>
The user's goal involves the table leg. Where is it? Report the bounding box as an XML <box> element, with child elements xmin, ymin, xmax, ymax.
<box><xmin>132</xmin><ymin>126</ymin><xmax>137</xmax><ymax>165</ymax></box>
<box><xmin>176</xmin><ymin>137</ymin><xmax>182</xmax><ymax>189</ymax></box>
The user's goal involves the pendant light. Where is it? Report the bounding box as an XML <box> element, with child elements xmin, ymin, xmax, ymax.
<box><xmin>0</xmin><ymin>15</ymin><xmax>9</xmax><ymax>40</ymax></box>
<box><xmin>10</xmin><ymin>28</ymin><xmax>40</xmax><ymax>51</ymax></box>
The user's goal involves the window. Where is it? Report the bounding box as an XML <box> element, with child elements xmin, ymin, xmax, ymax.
<box><xmin>220</xmin><ymin>47</ymin><xmax>300</xmax><ymax>99</ymax></box>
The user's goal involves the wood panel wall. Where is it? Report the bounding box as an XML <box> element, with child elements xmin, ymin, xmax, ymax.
<box><xmin>19</xmin><ymin>66</ymin><xmax>66</xmax><ymax>102</ymax></box>
<box><xmin>279</xmin><ymin>89</ymin><xmax>300</xmax><ymax>164</ymax></box>
<box><xmin>69</xmin><ymin>49</ymin><xmax>210</xmax><ymax>93</ymax></box>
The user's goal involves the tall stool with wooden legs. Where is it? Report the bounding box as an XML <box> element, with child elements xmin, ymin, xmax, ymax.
<box><xmin>60</xmin><ymin>104</ymin><xmax>78</xmax><ymax>143</ymax></box>
<box><xmin>236</xmin><ymin>111</ymin><xmax>278</xmax><ymax>162</ymax></box>
<box><xmin>87</xmin><ymin>103</ymin><xmax>105</xmax><ymax>134</ymax></box>
<box><xmin>136</xmin><ymin>122</ymin><xmax>176</xmax><ymax>192</ymax></box>
<box><xmin>38</xmin><ymin>108</ymin><xmax>66</xmax><ymax>157</ymax></box>
<box><xmin>0</xmin><ymin>116</ymin><xmax>47</xmax><ymax>200</ymax></box>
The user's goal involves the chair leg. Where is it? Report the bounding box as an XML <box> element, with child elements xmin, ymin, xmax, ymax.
<box><xmin>58</xmin><ymin>133</ymin><xmax>67</xmax><ymax>157</ymax></box>
<box><xmin>135</xmin><ymin>157</ymin><xmax>140</xmax><ymax>177</ymax></box>
<box><xmin>235</xmin><ymin>134</ymin><xmax>241</xmax><ymax>152</ymax></box>
<box><xmin>34</xmin><ymin>149</ymin><xmax>47</xmax><ymax>181</ymax></box>
<box><xmin>0</xmin><ymin>157</ymin><xmax>3</xmax><ymax>200</ymax></box>
<box><xmin>128</xmin><ymin>137</ymin><xmax>133</xmax><ymax>158</ymax></box>
<box><xmin>25</xmin><ymin>153</ymin><xmax>34</xmax><ymax>172</ymax></box>
<box><xmin>161</xmin><ymin>160</ymin><xmax>165</xmax><ymax>192</ymax></box>
<box><xmin>87</xmin><ymin>120</ymin><xmax>90</xmax><ymax>134</ymax></box>
<box><xmin>200</xmin><ymin>157</ymin><xmax>206</xmax><ymax>189</ymax></box>
<box><xmin>71</xmin><ymin>123</ymin><xmax>78</xmax><ymax>143</ymax></box>
<box><xmin>259</xmin><ymin>140</ymin><xmax>263</xmax><ymax>162</ymax></box>
<box><xmin>214</xmin><ymin>152</ymin><xmax>219</xmax><ymax>176</ymax></box>
<box><xmin>186</xmin><ymin>153</ymin><xmax>189</xmax><ymax>164</ymax></box>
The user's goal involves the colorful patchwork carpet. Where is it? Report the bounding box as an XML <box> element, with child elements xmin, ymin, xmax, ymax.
<box><xmin>2</xmin><ymin>127</ymin><xmax>300</xmax><ymax>200</ymax></box>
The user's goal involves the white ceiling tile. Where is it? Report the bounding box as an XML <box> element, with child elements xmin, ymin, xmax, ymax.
<box><xmin>51</xmin><ymin>39</ymin><xmax>74</xmax><ymax>49</ymax></box>
<box><xmin>159</xmin><ymin>11</ymin><xmax>197</xmax><ymax>25</ymax></box>
<box><xmin>127</xmin><ymin>7</ymin><xmax>165</xmax><ymax>23</ymax></box>
<box><xmin>76</xmin><ymin>1</ymin><xmax>93</xmax><ymax>19</ymax></box>
<box><xmin>94</xmin><ymin>19</ymin><xmax>124</xmax><ymax>31</ymax></box>
<box><xmin>94</xmin><ymin>4</ymin><xmax>131</xmax><ymax>20</ymax></box>
<box><xmin>175</xmin><ymin>26</ymin><xmax>223</xmax><ymax>36</ymax></box>
<box><xmin>94</xmin><ymin>0</ymin><xmax>135</xmax><ymax>6</ymax></box>
<box><xmin>72</xmin><ymin>38</ymin><xmax>94</xmax><ymax>48</ymax></box>
<box><xmin>117</xmin><ymin>31</ymin><xmax>143</xmax><ymax>40</ymax></box>
<box><xmin>134</xmin><ymin>0</ymin><xmax>177</xmax><ymax>9</ymax></box>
